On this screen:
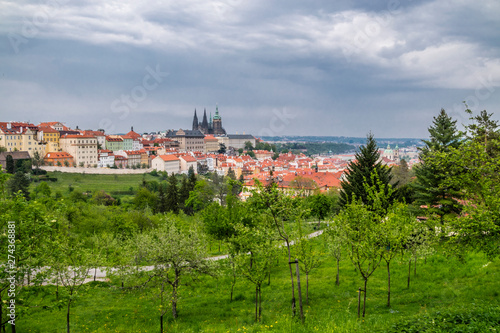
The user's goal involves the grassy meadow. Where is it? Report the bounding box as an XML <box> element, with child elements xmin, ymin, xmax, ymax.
<box><xmin>31</xmin><ymin>171</ymin><xmax>157</xmax><ymax>199</ymax></box>
<box><xmin>19</xmin><ymin>236</ymin><xmax>500</xmax><ymax>332</ymax></box>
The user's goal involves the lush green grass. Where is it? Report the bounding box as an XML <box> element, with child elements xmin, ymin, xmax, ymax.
<box><xmin>18</xmin><ymin>237</ymin><xmax>500</xmax><ymax>332</ymax></box>
<box><xmin>32</xmin><ymin>171</ymin><xmax>158</xmax><ymax>198</ymax></box>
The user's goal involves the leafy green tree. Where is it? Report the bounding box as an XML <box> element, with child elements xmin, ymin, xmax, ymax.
<box><xmin>380</xmin><ymin>203</ymin><xmax>414</xmax><ymax>307</ymax></box>
<box><xmin>202</xmin><ymin>202</ymin><xmax>234</xmax><ymax>252</ymax></box>
<box><xmin>233</xmin><ymin>221</ymin><xmax>277</xmax><ymax>322</ymax></box>
<box><xmin>244</xmin><ymin>141</ymin><xmax>254</xmax><ymax>150</ymax></box>
<box><xmin>50</xmin><ymin>236</ymin><xmax>91</xmax><ymax>333</ymax></box>
<box><xmin>325</xmin><ymin>222</ymin><xmax>344</xmax><ymax>286</ymax></box>
<box><xmin>248</xmin><ymin>181</ymin><xmax>303</xmax><ymax>315</ymax></box>
<box><xmin>133</xmin><ymin>187</ymin><xmax>157</xmax><ymax>211</ymax></box>
<box><xmin>413</xmin><ymin>109</ymin><xmax>463</xmax><ymax>222</ymax></box>
<box><xmin>308</xmin><ymin>194</ymin><xmax>332</xmax><ymax>228</ymax></box>
<box><xmin>136</xmin><ymin>220</ymin><xmax>214</xmax><ymax>328</ymax></box>
<box><xmin>32</xmin><ymin>150</ymin><xmax>43</xmax><ymax>170</ymax></box>
<box><xmin>440</xmin><ymin>109</ymin><xmax>500</xmax><ymax>258</ymax></box>
<box><xmin>339</xmin><ymin>133</ymin><xmax>394</xmax><ymax>210</ymax></box>
<box><xmin>336</xmin><ymin>199</ymin><xmax>382</xmax><ymax>317</ymax></box>
<box><xmin>295</xmin><ymin>224</ymin><xmax>323</xmax><ymax>304</ymax></box>
<box><xmin>34</xmin><ymin>181</ymin><xmax>52</xmax><ymax>198</ymax></box>
<box><xmin>186</xmin><ymin>179</ymin><xmax>215</xmax><ymax>212</ymax></box>
<box><xmin>6</xmin><ymin>171</ymin><xmax>30</xmax><ymax>199</ymax></box>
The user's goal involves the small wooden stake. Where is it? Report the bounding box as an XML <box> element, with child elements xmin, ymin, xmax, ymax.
<box><xmin>295</xmin><ymin>259</ymin><xmax>304</xmax><ymax>323</ymax></box>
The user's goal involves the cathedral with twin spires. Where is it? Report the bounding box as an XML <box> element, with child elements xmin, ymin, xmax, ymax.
<box><xmin>192</xmin><ymin>106</ymin><xmax>226</xmax><ymax>135</ymax></box>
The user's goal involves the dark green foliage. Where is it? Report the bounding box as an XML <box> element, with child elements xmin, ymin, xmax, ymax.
<box><xmin>92</xmin><ymin>190</ymin><xmax>117</xmax><ymax>206</ymax></box>
<box><xmin>166</xmin><ymin>173</ymin><xmax>179</xmax><ymax>213</ymax></box>
<box><xmin>387</xmin><ymin>305</ymin><xmax>500</xmax><ymax>333</ymax></box>
<box><xmin>413</xmin><ymin>109</ymin><xmax>463</xmax><ymax>221</ymax></box>
<box><xmin>6</xmin><ymin>154</ymin><xmax>14</xmax><ymax>174</ymax></box>
<box><xmin>156</xmin><ymin>183</ymin><xmax>167</xmax><ymax>213</ymax></box>
<box><xmin>218</xmin><ymin>143</ymin><xmax>227</xmax><ymax>154</ymax></box>
<box><xmin>179</xmin><ymin>176</ymin><xmax>191</xmax><ymax>214</ymax></box>
<box><xmin>339</xmin><ymin>133</ymin><xmax>394</xmax><ymax>210</ymax></box>
<box><xmin>465</xmin><ymin>108</ymin><xmax>500</xmax><ymax>156</ymax></box>
<box><xmin>307</xmin><ymin>194</ymin><xmax>333</xmax><ymax>223</ymax></box>
<box><xmin>133</xmin><ymin>187</ymin><xmax>157</xmax><ymax>211</ymax></box>
<box><xmin>7</xmin><ymin>170</ymin><xmax>30</xmax><ymax>199</ymax></box>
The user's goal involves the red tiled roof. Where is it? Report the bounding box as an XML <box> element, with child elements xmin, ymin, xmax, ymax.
<box><xmin>180</xmin><ymin>155</ymin><xmax>197</xmax><ymax>162</ymax></box>
<box><xmin>158</xmin><ymin>155</ymin><xmax>180</xmax><ymax>162</ymax></box>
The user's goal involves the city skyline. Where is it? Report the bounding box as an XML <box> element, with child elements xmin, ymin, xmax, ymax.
<box><xmin>1</xmin><ymin>0</ymin><xmax>499</xmax><ymax>138</ymax></box>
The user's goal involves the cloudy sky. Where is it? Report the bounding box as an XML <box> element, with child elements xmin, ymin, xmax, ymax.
<box><xmin>1</xmin><ymin>0</ymin><xmax>499</xmax><ymax>138</ymax></box>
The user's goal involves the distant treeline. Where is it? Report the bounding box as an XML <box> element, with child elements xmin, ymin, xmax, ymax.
<box><xmin>277</xmin><ymin>142</ymin><xmax>355</xmax><ymax>156</ymax></box>
<box><xmin>263</xmin><ymin>136</ymin><xmax>423</xmax><ymax>148</ymax></box>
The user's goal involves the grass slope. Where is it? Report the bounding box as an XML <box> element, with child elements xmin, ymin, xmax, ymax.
<box><xmin>19</xmin><ymin>237</ymin><xmax>500</xmax><ymax>332</ymax></box>
<box><xmin>32</xmin><ymin>171</ymin><xmax>157</xmax><ymax>198</ymax></box>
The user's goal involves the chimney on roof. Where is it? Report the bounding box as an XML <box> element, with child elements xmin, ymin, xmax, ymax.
<box><xmin>131</xmin><ymin>126</ymin><xmax>133</xmax><ymax>131</ymax></box>
<box><xmin>76</xmin><ymin>125</ymin><xmax>79</xmax><ymax>130</ymax></box>
<box><xmin>7</xmin><ymin>123</ymin><xmax>11</xmax><ymax>129</ymax></box>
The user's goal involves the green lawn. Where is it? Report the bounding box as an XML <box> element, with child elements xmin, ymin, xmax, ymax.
<box><xmin>18</xmin><ymin>237</ymin><xmax>500</xmax><ymax>332</ymax></box>
<box><xmin>32</xmin><ymin>171</ymin><xmax>159</xmax><ymax>198</ymax></box>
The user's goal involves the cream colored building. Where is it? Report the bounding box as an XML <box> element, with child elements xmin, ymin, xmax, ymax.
<box><xmin>152</xmin><ymin>155</ymin><xmax>180</xmax><ymax>174</ymax></box>
<box><xmin>166</xmin><ymin>129</ymin><xmax>205</xmax><ymax>152</ymax></box>
<box><xmin>204</xmin><ymin>135</ymin><xmax>219</xmax><ymax>153</ymax></box>
<box><xmin>60</xmin><ymin>134</ymin><xmax>98</xmax><ymax>167</ymax></box>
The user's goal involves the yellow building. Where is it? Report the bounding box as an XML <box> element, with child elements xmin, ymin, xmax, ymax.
<box><xmin>0</xmin><ymin>127</ymin><xmax>45</xmax><ymax>157</ymax></box>
<box><xmin>0</xmin><ymin>128</ymin><xmax>23</xmax><ymax>152</ymax></box>
<box><xmin>38</xmin><ymin>126</ymin><xmax>61</xmax><ymax>154</ymax></box>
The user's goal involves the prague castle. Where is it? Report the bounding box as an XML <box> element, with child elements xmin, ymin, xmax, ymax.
<box><xmin>192</xmin><ymin>106</ymin><xmax>226</xmax><ymax>136</ymax></box>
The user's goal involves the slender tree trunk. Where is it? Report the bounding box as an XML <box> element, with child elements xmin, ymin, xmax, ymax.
<box><xmin>362</xmin><ymin>279</ymin><xmax>368</xmax><ymax>317</ymax></box>
<box><xmin>387</xmin><ymin>261</ymin><xmax>391</xmax><ymax>307</ymax></box>
<box><xmin>414</xmin><ymin>256</ymin><xmax>417</xmax><ymax>277</ymax></box>
<box><xmin>231</xmin><ymin>262</ymin><xmax>236</xmax><ymax>302</ymax></box>
<box><xmin>255</xmin><ymin>285</ymin><xmax>258</xmax><ymax>322</ymax></box>
<box><xmin>407</xmin><ymin>257</ymin><xmax>411</xmax><ymax>288</ymax></box>
<box><xmin>258</xmin><ymin>285</ymin><xmax>262</xmax><ymax>322</ymax></box>
<box><xmin>218</xmin><ymin>240</ymin><xmax>221</xmax><ymax>252</ymax></box>
<box><xmin>336</xmin><ymin>258</ymin><xmax>340</xmax><ymax>286</ymax></box>
<box><xmin>285</xmin><ymin>241</ymin><xmax>296</xmax><ymax>315</ymax></box>
<box><xmin>67</xmin><ymin>297</ymin><xmax>72</xmax><ymax>333</ymax></box>
<box><xmin>172</xmin><ymin>281</ymin><xmax>178</xmax><ymax>319</ymax></box>
<box><xmin>160</xmin><ymin>315</ymin><xmax>163</xmax><ymax>333</ymax></box>
<box><xmin>94</xmin><ymin>267</ymin><xmax>97</xmax><ymax>282</ymax></box>
<box><xmin>10</xmin><ymin>323</ymin><xmax>14</xmax><ymax>333</ymax></box>
<box><xmin>357</xmin><ymin>288</ymin><xmax>361</xmax><ymax>318</ymax></box>
<box><xmin>306</xmin><ymin>273</ymin><xmax>309</xmax><ymax>304</ymax></box>
<box><xmin>268</xmin><ymin>270</ymin><xmax>271</xmax><ymax>286</ymax></box>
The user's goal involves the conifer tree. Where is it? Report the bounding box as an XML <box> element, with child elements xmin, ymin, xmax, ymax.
<box><xmin>165</xmin><ymin>173</ymin><xmax>179</xmax><ymax>213</ymax></box>
<box><xmin>413</xmin><ymin>109</ymin><xmax>463</xmax><ymax>221</ymax></box>
<box><xmin>179</xmin><ymin>176</ymin><xmax>192</xmax><ymax>214</ymax></box>
<box><xmin>339</xmin><ymin>133</ymin><xmax>393</xmax><ymax>209</ymax></box>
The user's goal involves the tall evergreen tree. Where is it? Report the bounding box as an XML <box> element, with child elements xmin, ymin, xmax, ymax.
<box><xmin>165</xmin><ymin>173</ymin><xmax>179</xmax><ymax>213</ymax></box>
<box><xmin>188</xmin><ymin>167</ymin><xmax>197</xmax><ymax>191</ymax></box>
<box><xmin>6</xmin><ymin>154</ymin><xmax>15</xmax><ymax>174</ymax></box>
<box><xmin>339</xmin><ymin>133</ymin><xmax>393</xmax><ymax>209</ymax></box>
<box><xmin>413</xmin><ymin>109</ymin><xmax>463</xmax><ymax>221</ymax></box>
<box><xmin>157</xmin><ymin>182</ymin><xmax>167</xmax><ymax>213</ymax></box>
<box><xmin>179</xmin><ymin>176</ymin><xmax>192</xmax><ymax>214</ymax></box>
